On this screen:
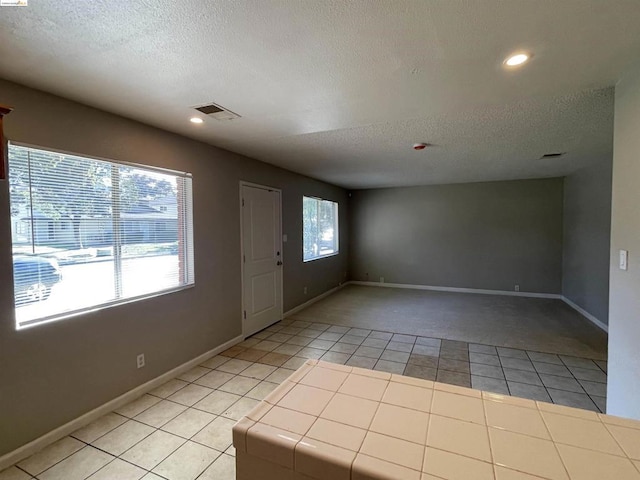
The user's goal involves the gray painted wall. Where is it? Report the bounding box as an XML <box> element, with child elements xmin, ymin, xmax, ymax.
<box><xmin>348</xmin><ymin>178</ymin><xmax>564</xmax><ymax>294</ymax></box>
<box><xmin>0</xmin><ymin>79</ymin><xmax>348</xmax><ymax>455</ymax></box>
<box><xmin>562</xmin><ymin>160</ymin><xmax>612</xmax><ymax>325</ymax></box>
<box><xmin>608</xmin><ymin>61</ymin><xmax>640</xmax><ymax>419</ymax></box>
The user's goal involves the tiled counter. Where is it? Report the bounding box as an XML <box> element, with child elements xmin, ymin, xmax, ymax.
<box><xmin>232</xmin><ymin>359</ymin><xmax>640</xmax><ymax>480</ymax></box>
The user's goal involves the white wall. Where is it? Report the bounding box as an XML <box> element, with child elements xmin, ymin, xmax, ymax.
<box><xmin>562</xmin><ymin>158</ymin><xmax>612</xmax><ymax>325</ymax></box>
<box><xmin>608</xmin><ymin>60</ymin><xmax>640</xmax><ymax>419</ymax></box>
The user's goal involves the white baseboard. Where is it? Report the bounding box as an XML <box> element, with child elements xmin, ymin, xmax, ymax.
<box><xmin>348</xmin><ymin>281</ymin><xmax>562</xmax><ymax>299</ymax></box>
<box><xmin>283</xmin><ymin>284</ymin><xmax>346</xmax><ymax>318</ymax></box>
<box><xmin>0</xmin><ymin>334</ymin><xmax>244</xmax><ymax>471</ymax></box>
<box><xmin>562</xmin><ymin>296</ymin><xmax>608</xmax><ymax>332</ymax></box>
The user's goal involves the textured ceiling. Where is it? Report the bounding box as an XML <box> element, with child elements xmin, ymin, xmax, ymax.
<box><xmin>0</xmin><ymin>0</ymin><xmax>638</xmax><ymax>188</ymax></box>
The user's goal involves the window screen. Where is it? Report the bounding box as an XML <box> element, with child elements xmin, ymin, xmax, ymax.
<box><xmin>303</xmin><ymin>196</ymin><xmax>339</xmax><ymax>262</ymax></box>
<box><xmin>8</xmin><ymin>143</ymin><xmax>194</xmax><ymax>329</ymax></box>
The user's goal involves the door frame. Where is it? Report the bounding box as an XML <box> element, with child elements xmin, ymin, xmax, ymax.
<box><xmin>239</xmin><ymin>181</ymin><xmax>284</xmax><ymax>338</ymax></box>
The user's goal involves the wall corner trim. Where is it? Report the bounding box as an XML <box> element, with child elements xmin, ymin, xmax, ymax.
<box><xmin>0</xmin><ymin>333</ymin><xmax>244</xmax><ymax>471</ymax></box>
<box><xmin>347</xmin><ymin>281</ymin><xmax>562</xmax><ymax>299</ymax></box>
<box><xmin>283</xmin><ymin>284</ymin><xmax>347</xmax><ymax>318</ymax></box>
<box><xmin>562</xmin><ymin>296</ymin><xmax>609</xmax><ymax>332</ymax></box>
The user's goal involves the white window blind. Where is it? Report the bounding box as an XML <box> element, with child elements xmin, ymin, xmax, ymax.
<box><xmin>303</xmin><ymin>196</ymin><xmax>339</xmax><ymax>262</ymax></box>
<box><xmin>8</xmin><ymin>143</ymin><xmax>195</xmax><ymax>329</ymax></box>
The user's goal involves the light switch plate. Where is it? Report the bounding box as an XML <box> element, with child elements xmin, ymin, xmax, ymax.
<box><xmin>620</xmin><ymin>250</ymin><xmax>628</xmax><ymax>270</ymax></box>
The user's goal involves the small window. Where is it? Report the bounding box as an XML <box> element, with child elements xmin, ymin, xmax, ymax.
<box><xmin>303</xmin><ymin>196</ymin><xmax>339</xmax><ymax>262</ymax></box>
<box><xmin>8</xmin><ymin>143</ymin><xmax>195</xmax><ymax>329</ymax></box>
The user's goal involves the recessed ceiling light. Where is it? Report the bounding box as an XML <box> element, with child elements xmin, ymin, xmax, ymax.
<box><xmin>504</xmin><ymin>53</ymin><xmax>531</xmax><ymax>67</ymax></box>
<box><xmin>190</xmin><ymin>117</ymin><xmax>204</xmax><ymax>124</ymax></box>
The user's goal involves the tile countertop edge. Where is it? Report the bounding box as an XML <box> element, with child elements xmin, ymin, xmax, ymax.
<box><xmin>232</xmin><ymin>359</ymin><xmax>640</xmax><ymax>480</ymax></box>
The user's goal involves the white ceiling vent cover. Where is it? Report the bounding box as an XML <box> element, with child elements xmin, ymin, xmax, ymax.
<box><xmin>193</xmin><ymin>102</ymin><xmax>241</xmax><ymax>121</ymax></box>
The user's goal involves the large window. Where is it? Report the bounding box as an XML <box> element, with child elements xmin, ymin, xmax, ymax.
<box><xmin>8</xmin><ymin>144</ymin><xmax>194</xmax><ymax>329</ymax></box>
<box><xmin>303</xmin><ymin>196</ymin><xmax>339</xmax><ymax>262</ymax></box>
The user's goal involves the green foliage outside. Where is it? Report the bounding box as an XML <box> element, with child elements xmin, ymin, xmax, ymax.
<box><xmin>303</xmin><ymin>196</ymin><xmax>337</xmax><ymax>261</ymax></box>
<box><xmin>9</xmin><ymin>145</ymin><xmax>176</xmax><ymax>249</ymax></box>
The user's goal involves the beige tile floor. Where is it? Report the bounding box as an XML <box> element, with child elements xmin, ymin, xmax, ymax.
<box><xmin>0</xmin><ymin>318</ymin><xmax>608</xmax><ymax>480</ymax></box>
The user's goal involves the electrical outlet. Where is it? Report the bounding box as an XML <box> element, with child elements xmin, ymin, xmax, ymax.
<box><xmin>137</xmin><ymin>354</ymin><xmax>145</xmax><ymax>369</ymax></box>
<box><xmin>380</xmin><ymin>277</ymin><xmax>385</xmax><ymax>283</ymax></box>
<box><xmin>303</xmin><ymin>286</ymin><xmax>307</xmax><ymax>295</ymax></box>
<box><xmin>515</xmin><ymin>284</ymin><xmax>520</xmax><ymax>292</ymax></box>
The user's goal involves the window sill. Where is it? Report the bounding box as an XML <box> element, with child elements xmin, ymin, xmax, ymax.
<box><xmin>16</xmin><ymin>283</ymin><xmax>195</xmax><ymax>331</ymax></box>
<box><xmin>303</xmin><ymin>252</ymin><xmax>340</xmax><ymax>263</ymax></box>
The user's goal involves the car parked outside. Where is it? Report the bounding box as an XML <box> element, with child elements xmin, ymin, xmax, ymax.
<box><xmin>13</xmin><ymin>255</ymin><xmax>62</xmax><ymax>304</ymax></box>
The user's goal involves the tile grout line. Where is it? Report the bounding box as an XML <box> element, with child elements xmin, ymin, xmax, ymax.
<box><xmin>84</xmin><ymin>368</ymin><xmax>237</xmax><ymax>480</ymax></box>
<box><xmin>278</xmin><ymin>322</ymin><xmax>602</xmax><ymax>411</ymax></box>
<box><xmin>538</xmin><ymin>405</ymin><xmax>590</xmax><ymax>480</ymax></box>
<box><xmin>192</xmin><ymin>452</ymin><xmax>235</xmax><ymax>480</ymax></box>
<box><xmin>421</xmin><ymin>378</ymin><xmax>438</xmax><ymax>476</ymax></box>
<box><xmin>480</xmin><ymin>388</ymin><xmax>498</xmax><ymax>479</ymax></box>
<box><xmin>13</xmin><ymin>465</ymin><xmax>32</xmax><ymax>479</ymax></box>
<box><xmin>284</xmin><ymin>317</ymin><xmax>607</xmax><ymax>362</ymax></box>
<box><xmin>269</xmin><ymin>322</ymin><xmax>606</xmax><ymax>408</ymax></box>
<box><xmin>599</xmin><ymin>419</ymin><xmax>634</xmax><ymax>462</ymax></box>
<box><xmin>22</xmin><ymin>437</ymin><xmax>95</xmax><ymax>480</ymax></box>
<box><xmin>91</xmin><ymin>453</ymin><xmax>160</xmax><ymax>480</ymax></box>
<box><xmin>88</xmin><ymin>423</ymin><xmax>166</xmax><ymax>476</ymax></box>
<box><xmin>118</xmin><ymin>418</ymin><xmax>224</xmax><ymax>480</ymax></box>
<box><xmin>488</xmin><ymin>347</ymin><xmax>605</xmax><ymax>411</ymax></box>
<box><xmin>290</xmin><ymin>364</ymin><xmax>347</xmax><ymax>474</ymax></box>
<box><xmin>552</xmin><ymin>354</ymin><xmax>602</xmax><ymax>412</ymax></box>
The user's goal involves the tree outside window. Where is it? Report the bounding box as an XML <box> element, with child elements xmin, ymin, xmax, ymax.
<box><xmin>8</xmin><ymin>144</ymin><xmax>194</xmax><ymax>329</ymax></box>
<box><xmin>303</xmin><ymin>196</ymin><xmax>338</xmax><ymax>262</ymax></box>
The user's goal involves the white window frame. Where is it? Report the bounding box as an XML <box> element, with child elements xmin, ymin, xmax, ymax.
<box><xmin>302</xmin><ymin>195</ymin><xmax>339</xmax><ymax>262</ymax></box>
<box><xmin>8</xmin><ymin>142</ymin><xmax>195</xmax><ymax>330</ymax></box>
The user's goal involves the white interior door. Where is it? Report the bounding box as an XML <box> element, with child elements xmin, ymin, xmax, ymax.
<box><xmin>241</xmin><ymin>184</ymin><xmax>283</xmax><ymax>337</ymax></box>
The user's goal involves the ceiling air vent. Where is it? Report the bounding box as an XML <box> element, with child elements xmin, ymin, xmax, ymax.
<box><xmin>540</xmin><ymin>152</ymin><xmax>565</xmax><ymax>159</ymax></box>
<box><xmin>193</xmin><ymin>102</ymin><xmax>241</xmax><ymax>121</ymax></box>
